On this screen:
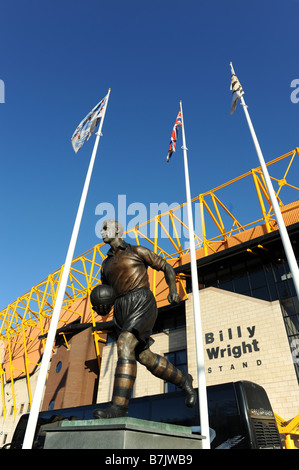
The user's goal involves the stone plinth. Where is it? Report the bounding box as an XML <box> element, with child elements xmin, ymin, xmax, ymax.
<box><xmin>43</xmin><ymin>417</ymin><xmax>204</xmax><ymax>449</ymax></box>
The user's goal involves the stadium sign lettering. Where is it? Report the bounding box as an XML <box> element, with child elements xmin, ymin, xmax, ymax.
<box><xmin>205</xmin><ymin>325</ymin><xmax>262</xmax><ymax>373</ymax></box>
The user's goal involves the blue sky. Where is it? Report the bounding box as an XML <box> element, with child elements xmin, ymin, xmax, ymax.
<box><xmin>0</xmin><ymin>0</ymin><xmax>299</xmax><ymax>310</ymax></box>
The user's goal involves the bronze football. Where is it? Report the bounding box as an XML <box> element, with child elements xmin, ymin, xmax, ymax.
<box><xmin>90</xmin><ymin>284</ymin><xmax>116</xmax><ymax>307</ymax></box>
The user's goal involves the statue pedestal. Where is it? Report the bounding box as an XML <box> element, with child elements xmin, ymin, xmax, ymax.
<box><xmin>43</xmin><ymin>417</ymin><xmax>204</xmax><ymax>449</ymax></box>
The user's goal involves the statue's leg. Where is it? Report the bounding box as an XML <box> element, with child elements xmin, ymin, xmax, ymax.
<box><xmin>138</xmin><ymin>349</ymin><xmax>197</xmax><ymax>408</ymax></box>
<box><xmin>94</xmin><ymin>331</ymin><xmax>138</xmax><ymax>419</ymax></box>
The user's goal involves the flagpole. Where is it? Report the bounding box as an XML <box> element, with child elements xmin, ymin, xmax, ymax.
<box><xmin>230</xmin><ymin>62</ymin><xmax>299</xmax><ymax>300</ymax></box>
<box><xmin>180</xmin><ymin>101</ymin><xmax>210</xmax><ymax>449</ymax></box>
<box><xmin>22</xmin><ymin>88</ymin><xmax>111</xmax><ymax>449</ymax></box>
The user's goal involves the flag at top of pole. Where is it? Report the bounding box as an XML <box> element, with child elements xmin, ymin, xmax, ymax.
<box><xmin>228</xmin><ymin>62</ymin><xmax>299</xmax><ymax>300</ymax></box>
<box><xmin>230</xmin><ymin>67</ymin><xmax>244</xmax><ymax>115</ymax></box>
<box><xmin>166</xmin><ymin>109</ymin><xmax>182</xmax><ymax>162</ymax></box>
<box><xmin>165</xmin><ymin>103</ymin><xmax>211</xmax><ymax>449</ymax></box>
<box><xmin>71</xmin><ymin>94</ymin><xmax>108</xmax><ymax>153</ymax></box>
<box><xmin>22</xmin><ymin>89</ymin><xmax>111</xmax><ymax>449</ymax></box>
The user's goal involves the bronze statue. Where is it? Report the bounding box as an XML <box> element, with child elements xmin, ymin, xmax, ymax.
<box><xmin>92</xmin><ymin>219</ymin><xmax>197</xmax><ymax>419</ymax></box>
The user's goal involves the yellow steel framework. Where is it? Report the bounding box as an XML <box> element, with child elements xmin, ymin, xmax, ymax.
<box><xmin>1</xmin><ymin>147</ymin><xmax>299</xmax><ymax>424</ymax></box>
<box><xmin>275</xmin><ymin>413</ymin><xmax>299</xmax><ymax>449</ymax></box>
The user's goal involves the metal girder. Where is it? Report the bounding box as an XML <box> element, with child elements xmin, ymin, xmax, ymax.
<box><xmin>1</xmin><ymin>147</ymin><xmax>299</xmax><ymax>418</ymax></box>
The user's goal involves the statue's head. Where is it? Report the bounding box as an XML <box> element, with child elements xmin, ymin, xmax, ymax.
<box><xmin>101</xmin><ymin>219</ymin><xmax>124</xmax><ymax>244</ymax></box>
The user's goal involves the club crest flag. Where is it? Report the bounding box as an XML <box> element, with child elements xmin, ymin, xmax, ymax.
<box><xmin>166</xmin><ymin>110</ymin><xmax>182</xmax><ymax>162</ymax></box>
<box><xmin>230</xmin><ymin>73</ymin><xmax>244</xmax><ymax>114</ymax></box>
<box><xmin>71</xmin><ymin>95</ymin><xmax>108</xmax><ymax>153</ymax></box>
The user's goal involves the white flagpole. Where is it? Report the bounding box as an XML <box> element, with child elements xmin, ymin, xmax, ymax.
<box><xmin>180</xmin><ymin>101</ymin><xmax>210</xmax><ymax>449</ymax></box>
<box><xmin>230</xmin><ymin>62</ymin><xmax>299</xmax><ymax>300</ymax></box>
<box><xmin>22</xmin><ymin>88</ymin><xmax>111</xmax><ymax>449</ymax></box>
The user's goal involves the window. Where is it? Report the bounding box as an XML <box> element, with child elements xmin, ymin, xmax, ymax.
<box><xmin>234</xmin><ymin>274</ymin><xmax>250</xmax><ymax>294</ymax></box>
<box><xmin>153</xmin><ymin>302</ymin><xmax>186</xmax><ymax>334</ymax></box>
<box><xmin>48</xmin><ymin>400</ymin><xmax>55</xmax><ymax>411</ymax></box>
<box><xmin>217</xmin><ymin>266</ymin><xmax>233</xmax><ymax>292</ymax></box>
<box><xmin>164</xmin><ymin>350</ymin><xmax>187</xmax><ymax>393</ymax></box>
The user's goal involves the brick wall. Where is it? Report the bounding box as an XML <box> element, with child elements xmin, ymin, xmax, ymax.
<box><xmin>186</xmin><ymin>287</ymin><xmax>299</xmax><ymax>421</ymax></box>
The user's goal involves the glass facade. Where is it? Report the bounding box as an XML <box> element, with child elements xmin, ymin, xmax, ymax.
<box><xmin>153</xmin><ymin>302</ymin><xmax>186</xmax><ymax>334</ymax></box>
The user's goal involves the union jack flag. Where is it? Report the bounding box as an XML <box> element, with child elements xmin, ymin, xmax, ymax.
<box><xmin>166</xmin><ymin>110</ymin><xmax>182</xmax><ymax>162</ymax></box>
<box><xmin>71</xmin><ymin>95</ymin><xmax>108</xmax><ymax>153</ymax></box>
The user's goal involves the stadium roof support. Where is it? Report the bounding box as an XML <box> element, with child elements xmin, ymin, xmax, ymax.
<box><xmin>1</xmin><ymin>147</ymin><xmax>299</xmax><ymax>417</ymax></box>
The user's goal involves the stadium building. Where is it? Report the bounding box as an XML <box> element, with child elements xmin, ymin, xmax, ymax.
<box><xmin>1</xmin><ymin>148</ymin><xmax>299</xmax><ymax>447</ymax></box>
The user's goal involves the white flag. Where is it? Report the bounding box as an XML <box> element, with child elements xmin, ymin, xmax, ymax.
<box><xmin>71</xmin><ymin>95</ymin><xmax>108</xmax><ymax>153</ymax></box>
<box><xmin>230</xmin><ymin>73</ymin><xmax>244</xmax><ymax>114</ymax></box>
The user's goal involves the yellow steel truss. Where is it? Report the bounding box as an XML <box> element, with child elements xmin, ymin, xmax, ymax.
<box><xmin>0</xmin><ymin>147</ymin><xmax>299</xmax><ymax>419</ymax></box>
<box><xmin>275</xmin><ymin>413</ymin><xmax>299</xmax><ymax>449</ymax></box>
